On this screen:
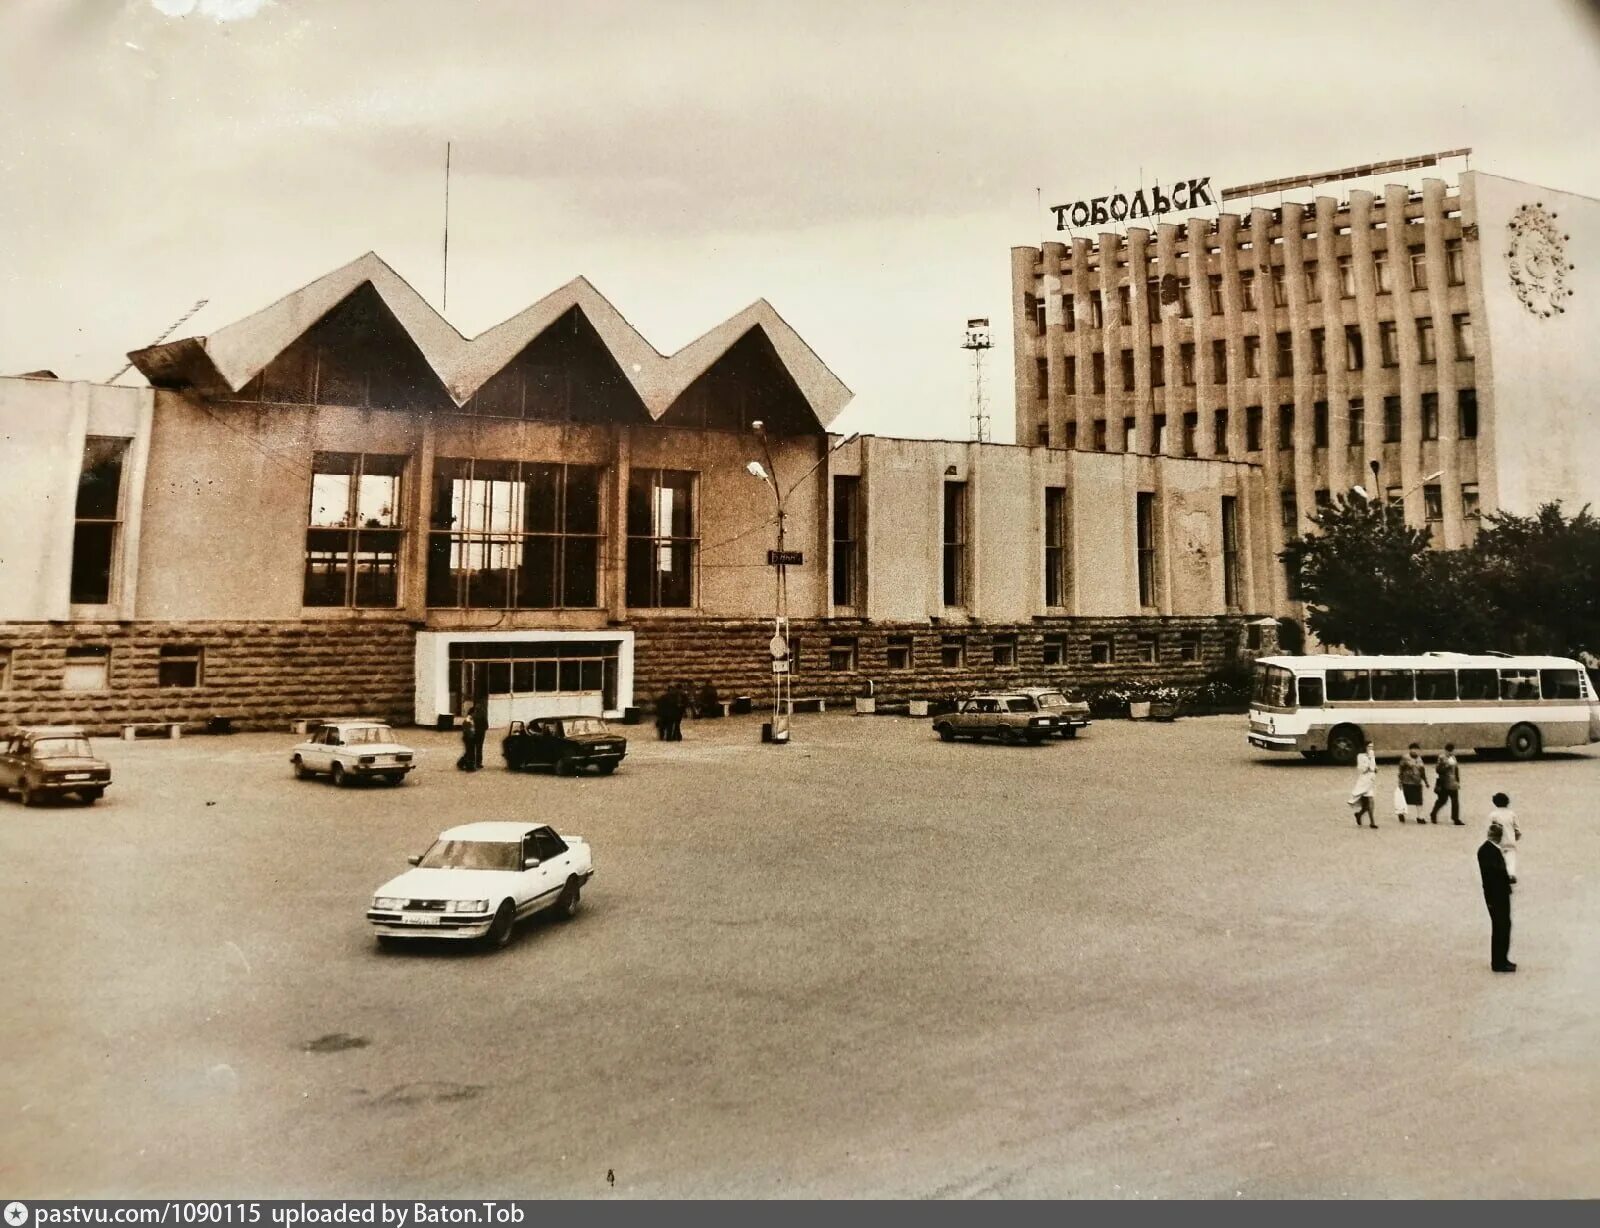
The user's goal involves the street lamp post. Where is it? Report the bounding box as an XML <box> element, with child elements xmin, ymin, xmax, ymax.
<box><xmin>1359</xmin><ymin>459</ymin><xmax>1443</xmax><ymax>527</ymax></box>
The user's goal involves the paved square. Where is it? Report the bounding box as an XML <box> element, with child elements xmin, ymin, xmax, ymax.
<box><xmin>2</xmin><ymin>713</ymin><xmax>1597</xmax><ymax>1197</ymax></box>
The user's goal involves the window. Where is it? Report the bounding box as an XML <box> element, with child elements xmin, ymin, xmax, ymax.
<box><xmin>625</xmin><ymin>468</ymin><xmax>696</xmax><ymax>608</ymax></box>
<box><xmin>992</xmin><ymin>634</ymin><xmax>1018</xmax><ymax>667</ymax></box>
<box><xmin>1280</xmin><ymin>488</ymin><xmax>1298</xmax><ymax>537</ymax></box>
<box><xmin>1239</xmin><ymin>270</ymin><xmax>1256</xmax><ymax>311</ymax></box>
<box><xmin>1297</xmin><ymin>676</ymin><xmax>1325</xmax><ymax>707</ymax></box>
<box><xmin>1044</xmin><ymin>487</ymin><xmax>1068</xmax><ymax>608</ymax></box>
<box><xmin>1423</xmin><ymin>484</ymin><xmax>1443</xmax><ymax>522</ymax></box>
<box><xmin>1326</xmin><ymin>669</ymin><xmax>1370</xmax><ymax>701</ymax></box>
<box><xmin>1036</xmin><ymin>425</ymin><xmax>1051</xmax><ymax>446</ymax></box>
<box><xmin>1270</xmin><ymin>265</ymin><xmax>1287</xmax><ymax>308</ymax></box>
<box><xmin>1304</xmin><ymin>261</ymin><xmax>1320</xmax><ymax>302</ymax></box>
<box><xmin>1135</xmin><ymin>634</ymin><xmax>1158</xmax><ymax>664</ymax></box>
<box><xmin>1345</xmin><ymin>325</ymin><xmax>1364</xmax><ymax>372</ymax></box>
<box><xmin>1035</xmin><ymin>358</ymin><xmax>1049</xmax><ymax>399</ymax></box>
<box><xmin>1415</xmin><ymin>670</ymin><xmax>1457</xmax><ymax>702</ymax></box>
<box><xmin>1276</xmin><ymin>403</ymin><xmax>1295</xmax><ymax>450</ymax></box>
<box><xmin>1179</xmin><ymin>341</ymin><xmax>1195</xmax><ymax>386</ymax></box>
<box><xmin>1314</xmin><ymin>488</ymin><xmax>1332</xmax><ymax>512</ymax></box>
<box><xmin>1457</xmin><ymin>669</ymin><xmax>1498</xmax><ymax>701</ymax></box>
<box><xmin>1310</xmin><ymin>328</ymin><xmax>1326</xmax><ymax>375</ymax></box>
<box><xmin>1064</xmin><ymin>422</ymin><xmax>1078</xmax><ymax>450</ymax></box>
<box><xmin>1136</xmin><ymin>492</ymin><xmax>1159</xmax><ymax>607</ymax></box>
<box><xmin>940</xmin><ymin>634</ymin><xmax>966</xmax><ymax>668</ymax></box>
<box><xmin>1462</xmin><ymin>483</ymin><xmax>1480</xmax><ymax>519</ymax></box>
<box><xmin>828</xmin><ymin>636</ymin><xmax>858</xmax><ymax>671</ymax></box>
<box><xmin>305</xmin><ymin>453</ymin><xmax>406</xmax><ymax>608</ymax></box>
<box><xmin>1151</xmin><ymin>345</ymin><xmax>1166</xmax><ymax>389</ymax></box>
<box><xmin>943</xmin><ymin>482</ymin><xmax>968</xmax><ymax>607</ymax></box>
<box><xmin>1499</xmin><ymin>669</ymin><xmax>1540</xmax><ymax>701</ymax></box>
<box><xmin>71</xmin><ymin>437</ymin><xmax>128</xmax><ymax>605</ymax></box>
<box><xmin>1379</xmin><ymin>321</ymin><xmax>1399</xmax><ymax>367</ymax></box>
<box><xmin>1123</xmin><ymin>417</ymin><xmax>1136</xmax><ymax>449</ymax></box>
<box><xmin>62</xmin><ymin>645</ymin><xmax>110</xmax><ymax>692</ymax></box>
<box><xmin>1092</xmin><ymin>419</ymin><xmax>1107</xmax><ymax>451</ymax></box>
<box><xmin>1458</xmin><ymin>389</ymin><xmax>1479</xmax><ymax>439</ymax></box>
<box><xmin>1117</xmin><ymin>284</ymin><xmax>1132</xmax><ymax>325</ymax></box>
<box><xmin>1121</xmin><ymin>349</ymin><xmax>1136</xmax><ymax>392</ymax></box>
<box><xmin>1416</xmin><ymin>317</ymin><xmax>1436</xmax><ymax>364</ymax></box>
<box><xmin>1214</xmin><ymin>408</ymin><xmax>1230</xmax><ymax>455</ymax></box>
<box><xmin>1090</xmin><ymin>635</ymin><xmax>1114</xmax><ymax>665</ymax></box>
<box><xmin>1386</xmin><ymin>485</ymin><xmax>1402</xmax><ymax>508</ymax></box>
<box><xmin>1383</xmin><ymin>396</ymin><xmax>1402</xmax><ymax>443</ymax></box>
<box><xmin>1091</xmin><ymin>352</ymin><xmax>1106</xmax><ymax>393</ymax></box>
<box><xmin>1181</xmin><ymin>412</ymin><xmax>1198</xmax><ymax>457</ymax></box>
<box><xmin>430</xmin><ymin>459</ymin><xmax>604</xmax><ymax>610</ymax></box>
<box><xmin>158</xmin><ymin>645</ymin><xmax>203</xmax><ymax>688</ymax></box>
<box><xmin>1064</xmin><ymin>355</ymin><xmax>1077</xmax><ymax>395</ymax></box>
<box><xmin>1246</xmin><ymin>405</ymin><xmax>1263</xmax><ymax>452</ymax></box>
<box><xmin>1409</xmin><ymin>246</ymin><xmax>1428</xmax><ymax>290</ymax></box>
<box><xmin>1337</xmin><ymin>254</ymin><xmax>1356</xmax><ymax>297</ymax></box>
<box><xmin>886</xmin><ymin>635</ymin><xmax>914</xmax><ymax>670</ymax></box>
<box><xmin>1370</xmin><ymin>669</ymin><xmax>1415</xmax><ymax>702</ymax></box>
<box><xmin>1452</xmin><ymin>313</ymin><xmax>1473</xmax><ymax>360</ymax></box>
<box><xmin>1063</xmin><ymin>293</ymin><xmax>1075</xmax><ymax>332</ymax></box>
<box><xmin>1275</xmin><ymin>332</ymin><xmax>1294</xmax><ymax>377</ymax></box>
<box><xmin>1208</xmin><ymin>273</ymin><xmax>1224</xmax><ymax>314</ymax></box>
<box><xmin>1179</xmin><ymin>633</ymin><xmax>1201</xmax><ymax>663</ymax></box>
<box><xmin>1372</xmin><ymin>249</ymin><xmax>1391</xmax><ymax>294</ymax></box>
<box><xmin>1244</xmin><ymin>335</ymin><xmax>1261</xmax><ymax>378</ymax></box>
<box><xmin>1177</xmin><ymin>277</ymin><xmax>1192</xmax><ymax>318</ymax></box>
<box><xmin>1151</xmin><ymin>414</ymin><xmax>1167</xmax><ymax>454</ymax></box>
<box><xmin>1421</xmin><ymin>393</ymin><xmax>1439</xmax><ymax>441</ymax></box>
<box><xmin>1034</xmin><ymin>295</ymin><xmax>1047</xmax><ymax>335</ymax></box>
<box><xmin>1445</xmin><ymin>238</ymin><xmax>1465</xmax><ymax>286</ymax></box>
<box><xmin>1212</xmin><ymin>338</ymin><xmax>1228</xmax><ymax>384</ymax></box>
<box><xmin>1089</xmin><ymin>290</ymin><xmax>1104</xmax><ymax>329</ymax></box>
<box><xmin>829</xmin><ymin>475</ymin><xmax>862</xmax><ymax>608</ymax></box>
<box><xmin>1540</xmin><ymin>669</ymin><xmax>1583</xmax><ymax>700</ymax></box>
<box><xmin>1042</xmin><ymin>634</ymin><xmax>1066</xmax><ymax>667</ymax></box>
<box><xmin>1348</xmin><ymin>398</ymin><xmax>1365</xmax><ymax>446</ymax></box>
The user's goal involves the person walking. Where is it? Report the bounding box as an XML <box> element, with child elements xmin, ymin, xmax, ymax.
<box><xmin>1397</xmin><ymin>743</ymin><xmax>1428</xmax><ymax>824</ymax></box>
<box><xmin>667</xmin><ymin>683</ymin><xmax>688</xmax><ymax>741</ymax></box>
<box><xmin>1477</xmin><ymin>820</ymin><xmax>1516</xmax><ymax>972</ymax></box>
<box><xmin>457</xmin><ymin>699</ymin><xmax>479</xmax><ymax>771</ymax></box>
<box><xmin>1348</xmin><ymin>740</ymin><xmax>1378</xmax><ymax>828</ymax></box>
<box><xmin>1488</xmin><ymin>791</ymin><xmax>1521</xmax><ymax>882</ymax></box>
<box><xmin>655</xmin><ymin>687</ymin><xmax>680</xmax><ymax>742</ymax></box>
<box><xmin>1429</xmin><ymin>743</ymin><xmax>1464</xmax><ymax>825</ymax></box>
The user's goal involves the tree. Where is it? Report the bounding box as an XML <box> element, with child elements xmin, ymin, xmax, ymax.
<box><xmin>1472</xmin><ymin>503</ymin><xmax>1600</xmax><ymax>656</ymax></box>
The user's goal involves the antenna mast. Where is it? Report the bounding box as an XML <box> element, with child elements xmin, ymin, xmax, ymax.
<box><xmin>961</xmin><ymin>317</ymin><xmax>993</xmax><ymax>443</ymax></box>
<box><xmin>105</xmin><ymin>297</ymin><xmax>209</xmax><ymax>384</ymax></box>
<box><xmin>442</xmin><ymin>141</ymin><xmax>452</xmax><ymax>312</ymax></box>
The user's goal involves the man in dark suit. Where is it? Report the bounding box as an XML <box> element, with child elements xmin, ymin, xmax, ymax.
<box><xmin>1478</xmin><ymin>821</ymin><xmax>1516</xmax><ymax>972</ymax></box>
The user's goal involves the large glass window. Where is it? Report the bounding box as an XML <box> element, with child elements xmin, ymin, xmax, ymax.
<box><xmin>832</xmin><ymin>476</ymin><xmax>861</xmax><ymax>608</ymax></box>
<box><xmin>1457</xmin><ymin>669</ymin><xmax>1498</xmax><ymax>701</ymax></box>
<box><xmin>1540</xmin><ymin>669</ymin><xmax>1582</xmax><ymax>700</ymax></box>
<box><xmin>305</xmin><ymin>453</ymin><xmax>406</xmax><ymax>608</ymax></box>
<box><xmin>1370</xmin><ymin>669</ymin><xmax>1415</xmax><ymax>702</ymax></box>
<box><xmin>625</xmin><ymin>469</ymin><xmax>696</xmax><ymax>608</ymax></box>
<box><xmin>428</xmin><ymin>459</ymin><xmax>604</xmax><ymax>609</ymax></box>
<box><xmin>1326</xmin><ymin>669</ymin><xmax>1371</xmax><ymax>702</ymax></box>
<box><xmin>1221</xmin><ymin>495</ymin><xmax>1240</xmax><ymax>608</ymax></box>
<box><xmin>943</xmin><ymin>482</ymin><xmax>968</xmax><ymax>607</ymax></box>
<box><xmin>1414</xmin><ymin>670</ymin><xmax>1458</xmax><ymax>702</ymax></box>
<box><xmin>71</xmin><ymin>437</ymin><xmax>128</xmax><ymax>605</ymax></box>
<box><xmin>1044</xmin><ymin>486</ymin><xmax>1067</xmax><ymax>608</ymax></box>
<box><xmin>62</xmin><ymin>645</ymin><xmax>110</xmax><ymax>692</ymax></box>
<box><xmin>1136</xmin><ymin>491</ymin><xmax>1158</xmax><ymax>608</ymax></box>
<box><xmin>1499</xmin><ymin>669</ymin><xmax>1540</xmax><ymax>700</ymax></box>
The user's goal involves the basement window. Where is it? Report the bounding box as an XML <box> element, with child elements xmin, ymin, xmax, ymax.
<box><xmin>62</xmin><ymin>646</ymin><xmax>110</xmax><ymax>692</ymax></box>
<box><xmin>158</xmin><ymin>645</ymin><xmax>204</xmax><ymax>688</ymax></box>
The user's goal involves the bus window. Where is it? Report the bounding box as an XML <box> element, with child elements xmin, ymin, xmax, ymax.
<box><xmin>1326</xmin><ymin>669</ymin><xmax>1371</xmax><ymax>702</ymax></box>
<box><xmin>1458</xmin><ymin>669</ymin><xmax>1498</xmax><ymax>701</ymax></box>
<box><xmin>1370</xmin><ymin>669</ymin><xmax>1415</xmax><ymax>701</ymax></box>
<box><xmin>1252</xmin><ymin>664</ymin><xmax>1295</xmax><ymax>708</ymax></box>
<box><xmin>1415</xmin><ymin>669</ymin><xmax>1458</xmax><ymax>701</ymax></box>
<box><xmin>1540</xmin><ymin>669</ymin><xmax>1582</xmax><ymax>700</ymax></box>
<box><xmin>1499</xmin><ymin>669</ymin><xmax>1540</xmax><ymax>700</ymax></box>
<box><xmin>1296</xmin><ymin>676</ymin><xmax>1324</xmax><ymax>708</ymax></box>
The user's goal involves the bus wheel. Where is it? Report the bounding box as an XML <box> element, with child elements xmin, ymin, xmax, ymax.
<box><xmin>1506</xmin><ymin>723</ymin><xmax>1542</xmax><ymax>761</ymax></box>
<box><xmin>1327</xmin><ymin>726</ymin><xmax>1363</xmax><ymax>767</ymax></box>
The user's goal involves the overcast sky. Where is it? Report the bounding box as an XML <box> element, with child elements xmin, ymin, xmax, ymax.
<box><xmin>2</xmin><ymin>0</ymin><xmax>1597</xmax><ymax>441</ymax></box>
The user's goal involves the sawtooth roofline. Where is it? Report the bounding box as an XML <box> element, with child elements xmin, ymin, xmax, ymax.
<box><xmin>126</xmin><ymin>251</ymin><xmax>854</xmax><ymax>427</ymax></box>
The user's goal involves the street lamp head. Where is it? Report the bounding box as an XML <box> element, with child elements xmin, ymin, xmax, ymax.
<box><xmin>750</xmin><ymin>419</ymin><xmax>765</xmax><ymax>434</ymax></box>
<box><xmin>1369</xmin><ymin>458</ymin><xmax>1381</xmax><ymax>476</ymax></box>
<box><xmin>1423</xmin><ymin>470</ymin><xmax>1443</xmax><ymax>482</ymax></box>
<box><xmin>1351</xmin><ymin>485</ymin><xmax>1370</xmax><ymax>500</ymax></box>
<box><xmin>745</xmin><ymin>460</ymin><xmax>770</xmax><ymax>482</ymax></box>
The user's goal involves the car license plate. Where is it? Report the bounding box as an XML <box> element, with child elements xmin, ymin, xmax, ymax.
<box><xmin>399</xmin><ymin>914</ymin><xmax>440</xmax><ymax>926</ymax></box>
<box><xmin>64</xmin><ymin>773</ymin><xmax>92</xmax><ymax>781</ymax></box>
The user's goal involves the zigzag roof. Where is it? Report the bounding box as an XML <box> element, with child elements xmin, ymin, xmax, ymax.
<box><xmin>127</xmin><ymin>252</ymin><xmax>852</xmax><ymax>427</ymax></box>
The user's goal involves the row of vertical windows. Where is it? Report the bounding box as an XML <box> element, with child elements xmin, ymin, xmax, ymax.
<box><xmin>810</xmin><ymin>629</ymin><xmax>1205</xmax><ymax>671</ymax></box>
<box><xmin>2</xmin><ymin>644</ymin><xmax>204</xmax><ymax>693</ymax></box>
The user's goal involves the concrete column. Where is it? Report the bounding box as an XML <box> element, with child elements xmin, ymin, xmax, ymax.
<box><xmin>1217</xmin><ymin>214</ymin><xmax>1246</xmax><ymax>459</ymax></box>
<box><xmin>1190</xmin><ymin>216</ymin><xmax>1218</xmax><ymax>457</ymax></box>
<box><xmin>1422</xmin><ymin>177</ymin><xmax>1463</xmax><ymax>546</ymax></box>
<box><xmin>1097</xmin><ymin>231</ymin><xmax>1123</xmax><ymax>451</ymax></box>
<box><xmin>1283</xmin><ymin>202</ymin><xmax>1317</xmax><ymax>533</ymax></box>
<box><xmin>1316</xmin><ymin>196</ymin><xmax>1351</xmax><ymax>504</ymax></box>
<box><xmin>117</xmin><ymin>390</ymin><xmax>156</xmax><ymax>620</ymax></box>
<box><xmin>1009</xmin><ymin>247</ymin><xmax>1041</xmax><ymax>442</ymax></box>
<box><xmin>608</xmin><ymin>424</ymin><xmax>630</xmax><ymax>621</ymax></box>
<box><xmin>1071</xmin><ymin>237</ymin><xmax>1095</xmax><ymax>449</ymax></box>
<box><xmin>1041</xmin><ymin>240</ymin><xmax>1068</xmax><ymax>448</ymax></box>
<box><xmin>1386</xmin><ymin>184</ymin><xmax>1423</xmax><ymax>528</ymax></box>
<box><xmin>1156</xmin><ymin>222</ymin><xmax>1186</xmax><ymax>457</ymax></box>
<box><xmin>1349</xmin><ymin>190</ymin><xmax>1386</xmax><ymax>508</ymax></box>
<box><xmin>1128</xmin><ymin>228</ymin><xmax>1153</xmax><ymax>454</ymax></box>
<box><xmin>403</xmin><ymin>413</ymin><xmax>435</xmax><ymax>620</ymax></box>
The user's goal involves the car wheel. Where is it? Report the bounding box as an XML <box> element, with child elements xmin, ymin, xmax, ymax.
<box><xmin>597</xmin><ymin>762</ymin><xmax>617</xmax><ymax>776</ymax></box>
<box><xmin>555</xmin><ymin>754</ymin><xmax>576</xmax><ymax>777</ymax></box>
<box><xmin>504</xmin><ymin>755</ymin><xmax>523</xmax><ymax>772</ymax></box>
<box><xmin>1327</xmin><ymin>725</ymin><xmax>1364</xmax><ymax>767</ymax></box>
<box><xmin>79</xmin><ymin>789</ymin><xmax>102</xmax><ymax>805</ymax></box>
<box><xmin>375</xmin><ymin>935</ymin><xmax>402</xmax><ymax>951</ymax></box>
<box><xmin>935</xmin><ymin>723</ymin><xmax>955</xmax><ymax>742</ymax></box>
<box><xmin>486</xmin><ymin>900</ymin><xmax>516</xmax><ymax>948</ymax></box>
<box><xmin>292</xmin><ymin>755</ymin><xmax>309</xmax><ymax>780</ymax></box>
<box><xmin>1063</xmin><ymin>727</ymin><xmax>1078</xmax><ymax>739</ymax></box>
<box><xmin>998</xmin><ymin>727</ymin><xmax>1020</xmax><ymax>745</ymax></box>
<box><xmin>1506</xmin><ymin>723</ymin><xmax>1542</xmax><ymax>761</ymax></box>
<box><xmin>553</xmin><ymin>878</ymin><xmax>582</xmax><ymax>921</ymax></box>
<box><xmin>331</xmin><ymin>762</ymin><xmax>349</xmax><ymax>788</ymax></box>
<box><xmin>382</xmin><ymin>773</ymin><xmax>405</xmax><ymax>786</ymax></box>
<box><xmin>18</xmin><ymin>782</ymin><xmax>37</xmax><ymax>807</ymax></box>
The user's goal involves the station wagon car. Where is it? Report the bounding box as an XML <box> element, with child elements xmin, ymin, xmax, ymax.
<box><xmin>502</xmin><ymin>716</ymin><xmax>627</xmax><ymax>776</ymax></box>
<box><xmin>290</xmin><ymin>720</ymin><xmax>416</xmax><ymax>786</ymax></box>
<box><xmin>0</xmin><ymin>726</ymin><xmax>112</xmax><ymax>806</ymax></box>
<box><xmin>932</xmin><ymin>695</ymin><xmax>1059</xmax><ymax>745</ymax></box>
<box><xmin>366</xmin><ymin>821</ymin><xmax>594</xmax><ymax>948</ymax></box>
<box><xmin>1018</xmin><ymin>686</ymin><xmax>1092</xmax><ymax>738</ymax></box>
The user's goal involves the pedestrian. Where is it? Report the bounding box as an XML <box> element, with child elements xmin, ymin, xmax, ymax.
<box><xmin>1477</xmin><ymin>819</ymin><xmax>1516</xmax><ymax>972</ymax></box>
<box><xmin>655</xmin><ymin>687</ymin><xmax>679</xmax><ymax>742</ymax></box>
<box><xmin>1348</xmin><ymin>740</ymin><xmax>1378</xmax><ymax>828</ymax></box>
<box><xmin>457</xmin><ymin>699</ymin><xmax>478</xmax><ymax>771</ymax></box>
<box><xmin>668</xmin><ymin>684</ymin><xmax>688</xmax><ymax>741</ymax></box>
<box><xmin>1429</xmin><ymin>743</ymin><xmax>1464</xmax><ymax>825</ymax></box>
<box><xmin>1396</xmin><ymin>742</ymin><xmax>1429</xmax><ymax>824</ymax></box>
<box><xmin>1487</xmin><ymin>791</ymin><xmax>1521</xmax><ymax>882</ymax></box>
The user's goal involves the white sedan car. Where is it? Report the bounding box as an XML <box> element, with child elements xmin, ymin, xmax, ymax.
<box><xmin>366</xmin><ymin>821</ymin><xmax>594</xmax><ymax>948</ymax></box>
<box><xmin>291</xmin><ymin>720</ymin><xmax>417</xmax><ymax>786</ymax></box>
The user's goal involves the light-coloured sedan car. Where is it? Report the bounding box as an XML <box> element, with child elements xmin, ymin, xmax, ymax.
<box><xmin>1017</xmin><ymin>686</ymin><xmax>1092</xmax><ymax>738</ymax></box>
<box><xmin>932</xmin><ymin>694</ymin><xmax>1059</xmax><ymax>745</ymax></box>
<box><xmin>366</xmin><ymin>821</ymin><xmax>594</xmax><ymax>948</ymax></box>
<box><xmin>290</xmin><ymin>719</ymin><xmax>416</xmax><ymax>786</ymax></box>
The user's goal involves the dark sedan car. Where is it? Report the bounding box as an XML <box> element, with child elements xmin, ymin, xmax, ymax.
<box><xmin>502</xmin><ymin>716</ymin><xmax>627</xmax><ymax>776</ymax></box>
<box><xmin>0</xmin><ymin>726</ymin><xmax>112</xmax><ymax>806</ymax></box>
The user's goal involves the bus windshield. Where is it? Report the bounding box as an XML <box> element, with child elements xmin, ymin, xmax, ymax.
<box><xmin>1252</xmin><ymin>663</ymin><xmax>1296</xmax><ymax>709</ymax></box>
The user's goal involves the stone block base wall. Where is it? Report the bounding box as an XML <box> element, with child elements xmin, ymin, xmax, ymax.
<box><xmin>0</xmin><ymin>620</ymin><xmax>416</xmax><ymax>735</ymax></box>
<box><xmin>632</xmin><ymin>614</ymin><xmax>1274</xmax><ymax>709</ymax></box>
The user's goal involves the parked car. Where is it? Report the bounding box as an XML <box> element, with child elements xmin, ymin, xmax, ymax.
<box><xmin>290</xmin><ymin>719</ymin><xmax>416</xmax><ymax>786</ymax></box>
<box><xmin>366</xmin><ymin>821</ymin><xmax>594</xmax><ymax>948</ymax></box>
<box><xmin>0</xmin><ymin>726</ymin><xmax>112</xmax><ymax>806</ymax></box>
<box><xmin>932</xmin><ymin>694</ymin><xmax>1059</xmax><ymax>745</ymax></box>
<box><xmin>502</xmin><ymin>715</ymin><xmax>627</xmax><ymax>775</ymax></box>
<box><xmin>1017</xmin><ymin>686</ymin><xmax>1092</xmax><ymax>738</ymax></box>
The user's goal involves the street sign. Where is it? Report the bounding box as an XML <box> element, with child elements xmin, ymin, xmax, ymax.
<box><xmin>771</xmin><ymin>659</ymin><xmax>790</xmax><ymax>674</ymax></box>
<box><xmin>767</xmin><ymin>549</ymin><xmax>803</xmax><ymax>566</ymax></box>
<box><xmin>768</xmin><ymin>634</ymin><xmax>789</xmax><ymax>659</ymax></box>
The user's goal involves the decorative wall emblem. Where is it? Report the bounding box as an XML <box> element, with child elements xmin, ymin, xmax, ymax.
<box><xmin>1505</xmin><ymin>204</ymin><xmax>1575</xmax><ymax>318</ymax></box>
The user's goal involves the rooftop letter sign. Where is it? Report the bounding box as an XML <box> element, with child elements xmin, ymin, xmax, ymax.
<box><xmin>1051</xmin><ymin>177</ymin><xmax>1215</xmax><ymax>231</ymax></box>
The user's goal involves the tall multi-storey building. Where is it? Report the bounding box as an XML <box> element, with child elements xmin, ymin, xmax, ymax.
<box><xmin>1012</xmin><ymin>169</ymin><xmax>1600</xmax><ymax>614</ymax></box>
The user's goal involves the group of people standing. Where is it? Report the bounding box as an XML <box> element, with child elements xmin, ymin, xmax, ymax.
<box><xmin>1346</xmin><ymin>738</ymin><xmax>1525</xmax><ymax>972</ymax></box>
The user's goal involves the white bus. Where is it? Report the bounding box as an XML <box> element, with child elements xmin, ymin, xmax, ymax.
<box><xmin>1247</xmin><ymin>653</ymin><xmax>1600</xmax><ymax>764</ymax></box>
